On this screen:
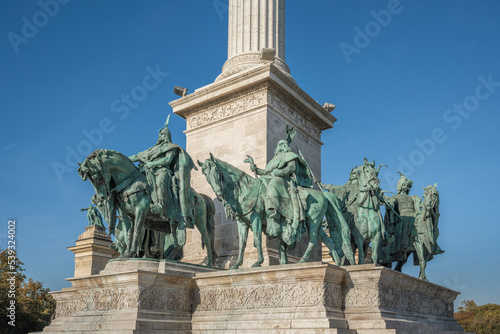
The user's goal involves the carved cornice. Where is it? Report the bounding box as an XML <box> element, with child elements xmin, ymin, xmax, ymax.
<box><xmin>268</xmin><ymin>85</ymin><xmax>322</xmax><ymax>139</ymax></box>
<box><xmin>185</xmin><ymin>84</ymin><xmax>267</xmax><ymax>131</ymax></box>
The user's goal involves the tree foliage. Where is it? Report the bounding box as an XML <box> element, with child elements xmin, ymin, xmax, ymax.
<box><xmin>455</xmin><ymin>300</ymin><xmax>500</xmax><ymax>334</ymax></box>
<box><xmin>0</xmin><ymin>248</ymin><xmax>55</xmax><ymax>334</ymax></box>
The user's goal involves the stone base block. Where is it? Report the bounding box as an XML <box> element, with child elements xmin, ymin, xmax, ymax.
<box><xmin>42</xmin><ymin>259</ymin><xmax>216</xmax><ymax>334</ymax></box>
<box><xmin>191</xmin><ymin>262</ymin><xmax>353</xmax><ymax>333</ymax></box>
<box><xmin>42</xmin><ymin>261</ymin><xmax>465</xmax><ymax>333</ymax></box>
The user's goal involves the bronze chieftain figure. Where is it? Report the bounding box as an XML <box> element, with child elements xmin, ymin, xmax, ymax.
<box><xmin>129</xmin><ymin>114</ymin><xmax>195</xmax><ymax>229</ymax></box>
<box><xmin>78</xmin><ymin>115</ymin><xmax>217</xmax><ymax>265</ymax></box>
<box><xmin>379</xmin><ymin>173</ymin><xmax>444</xmax><ymax>280</ymax></box>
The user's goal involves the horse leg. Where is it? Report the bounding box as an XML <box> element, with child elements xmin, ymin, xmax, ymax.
<box><xmin>143</xmin><ymin>229</ymin><xmax>153</xmax><ymax>258</ymax></box>
<box><xmin>195</xmin><ymin>195</ymin><xmax>216</xmax><ymax>267</ymax></box>
<box><xmin>394</xmin><ymin>259</ymin><xmax>405</xmax><ymax>272</ymax></box>
<box><xmin>279</xmin><ymin>239</ymin><xmax>288</xmax><ymax>265</ymax></box>
<box><xmin>231</xmin><ymin>219</ymin><xmax>249</xmax><ymax>269</ymax></box>
<box><xmin>117</xmin><ymin>211</ymin><xmax>133</xmax><ymax>257</ymax></box>
<box><xmin>251</xmin><ymin>213</ymin><xmax>264</xmax><ymax>267</ymax></box>
<box><xmin>127</xmin><ymin>200</ymin><xmax>148</xmax><ymax>258</ymax></box>
<box><xmin>415</xmin><ymin>243</ymin><xmax>428</xmax><ymax>281</ymax></box>
<box><xmin>352</xmin><ymin>229</ymin><xmax>365</xmax><ymax>264</ymax></box>
<box><xmin>371</xmin><ymin>233</ymin><xmax>380</xmax><ymax>265</ymax></box>
<box><xmin>158</xmin><ymin>232</ymin><xmax>165</xmax><ymax>260</ymax></box>
<box><xmin>318</xmin><ymin>228</ymin><xmax>341</xmax><ymax>264</ymax></box>
<box><xmin>299</xmin><ymin>218</ymin><xmax>318</xmax><ymax>263</ymax></box>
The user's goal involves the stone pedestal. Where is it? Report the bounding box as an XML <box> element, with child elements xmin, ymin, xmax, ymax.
<box><xmin>42</xmin><ymin>261</ymin><xmax>466</xmax><ymax>334</ymax></box>
<box><xmin>67</xmin><ymin>225</ymin><xmax>118</xmax><ymax>277</ymax></box>
<box><xmin>191</xmin><ymin>262</ymin><xmax>353</xmax><ymax>333</ymax></box>
<box><xmin>171</xmin><ymin>63</ymin><xmax>336</xmax><ymax>269</ymax></box>
<box><xmin>42</xmin><ymin>260</ymin><xmax>217</xmax><ymax>334</ymax></box>
<box><xmin>343</xmin><ymin>265</ymin><xmax>465</xmax><ymax>333</ymax></box>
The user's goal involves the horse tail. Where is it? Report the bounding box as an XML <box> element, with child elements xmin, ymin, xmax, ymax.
<box><xmin>201</xmin><ymin>193</ymin><xmax>218</xmax><ymax>261</ymax></box>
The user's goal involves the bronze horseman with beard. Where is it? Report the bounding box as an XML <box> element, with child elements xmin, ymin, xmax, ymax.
<box><xmin>129</xmin><ymin>114</ymin><xmax>196</xmax><ymax>229</ymax></box>
<box><xmin>249</xmin><ymin>127</ymin><xmax>314</xmax><ymax>245</ymax></box>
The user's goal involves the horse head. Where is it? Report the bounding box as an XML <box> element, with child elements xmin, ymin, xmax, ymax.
<box><xmin>359</xmin><ymin>158</ymin><xmax>382</xmax><ymax>189</ymax></box>
<box><xmin>423</xmin><ymin>183</ymin><xmax>439</xmax><ymax>213</ymax></box>
<box><xmin>199</xmin><ymin>153</ymin><xmax>223</xmax><ymax>201</ymax></box>
<box><xmin>78</xmin><ymin>150</ymin><xmax>112</xmax><ymax>195</ymax></box>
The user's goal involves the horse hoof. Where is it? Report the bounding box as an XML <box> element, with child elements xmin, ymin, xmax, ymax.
<box><xmin>298</xmin><ymin>259</ymin><xmax>306</xmax><ymax>263</ymax></box>
<box><xmin>230</xmin><ymin>264</ymin><xmax>240</xmax><ymax>270</ymax></box>
<box><xmin>251</xmin><ymin>263</ymin><xmax>261</xmax><ymax>268</ymax></box>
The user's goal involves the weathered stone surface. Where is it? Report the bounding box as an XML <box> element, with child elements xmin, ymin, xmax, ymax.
<box><xmin>42</xmin><ymin>261</ymin><xmax>465</xmax><ymax>333</ymax></box>
<box><xmin>343</xmin><ymin>264</ymin><xmax>464</xmax><ymax>333</ymax></box>
<box><xmin>68</xmin><ymin>225</ymin><xmax>118</xmax><ymax>278</ymax></box>
<box><xmin>172</xmin><ymin>64</ymin><xmax>336</xmax><ymax>269</ymax></box>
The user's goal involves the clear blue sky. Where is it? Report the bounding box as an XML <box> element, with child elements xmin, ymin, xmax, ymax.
<box><xmin>1</xmin><ymin>1</ymin><xmax>499</xmax><ymax>308</ymax></box>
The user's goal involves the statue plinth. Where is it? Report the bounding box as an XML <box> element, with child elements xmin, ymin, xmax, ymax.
<box><xmin>67</xmin><ymin>225</ymin><xmax>118</xmax><ymax>277</ymax></box>
<box><xmin>171</xmin><ymin>63</ymin><xmax>336</xmax><ymax>268</ymax></box>
<box><xmin>42</xmin><ymin>261</ymin><xmax>465</xmax><ymax>333</ymax></box>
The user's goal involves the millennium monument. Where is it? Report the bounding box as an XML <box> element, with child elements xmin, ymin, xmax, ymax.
<box><xmin>41</xmin><ymin>1</ymin><xmax>466</xmax><ymax>333</ymax></box>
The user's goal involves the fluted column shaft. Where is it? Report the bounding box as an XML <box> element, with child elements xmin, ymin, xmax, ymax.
<box><xmin>228</xmin><ymin>0</ymin><xmax>285</xmax><ymax>61</ymax></box>
<box><xmin>217</xmin><ymin>0</ymin><xmax>290</xmax><ymax>81</ymax></box>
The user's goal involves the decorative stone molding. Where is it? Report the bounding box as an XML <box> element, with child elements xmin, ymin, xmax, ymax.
<box><xmin>186</xmin><ymin>86</ymin><xmax>266</xmax><ymax>130</ymax></box>
<box><xmin>44</xmin><ymin>262</ymin><xmax>464</xmax><ymax>333</ymax></box>
<box><xmin>217</xmin><ymin>54</ymin><xmax>291</xmax><ymax>82</ymax></box>
<box><xmin>77</xmin><ymin>225</ymin><xmax>111</xmax><ymax>240</ymax></box>
<box><xmin>193</xmin><ymin>281</ymin><xmax>343</xmax><ymax>312</ymax></box>
<box><xmin>268</xmin><ymin>87</ymin><xmax>322</xmax><ymax>138</ymax></box>
<box><xmin>76</xmin><ymin>286</ymin><xmax>193</xmax><ymax>312</ymax></box>
<box><xmin>379</xmin><ymin>283</ymin><xmax>453</xmax><ymax>317</ymax></box>
<box><xmin>54</xmin><ymin>300</ymin><xmax>78</xmax><ymax>319</ymax></box>
<box><xmin>344</xmin><ymin>284</ymin><xmax>380</xmax><ymax>308</ymax></box>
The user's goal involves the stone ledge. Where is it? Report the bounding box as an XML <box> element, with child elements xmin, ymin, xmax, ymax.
<box><xmin>42</xmin><ymin>261</ymin><xmax>465</xmax><ymax>334</ymax></box>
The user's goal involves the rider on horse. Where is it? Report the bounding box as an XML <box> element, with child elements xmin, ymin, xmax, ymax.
<box><xmin>249</xmin><ymin>127</ymin><xmax>313</xmax><ymax>245</ymax></box>
<box><xmin>129</xmin><ymin>115</ymin><xmax>196</xmax><ymax>228</ymax></box>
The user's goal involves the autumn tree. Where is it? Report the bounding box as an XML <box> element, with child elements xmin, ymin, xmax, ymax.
<box><xmin>0</xmin><ymin>248</ymin><xmax>55</xmax><ymax>334</ymax></box>
<box><xmin>455</xmin><ymin>300</ymin><xmax>500</xmax><ymax>334</ymax></box>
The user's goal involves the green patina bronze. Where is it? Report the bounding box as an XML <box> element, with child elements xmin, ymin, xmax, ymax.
<box><xmin>199</xmin><ymin>127</ymin><xmax>348</xmax><ymax>269</ymax></box>
<box><xmin>380</xmin><ymin>174</ymin><xmax>444</xmax><ymax>280</ymax></box>
<box><xmin>341</xmin><ymin>159</ymin><xmax>389</xmax><ymax>265</ymax></box>
<box><xmin>80</xmin><ymin>202</ymin><xmax>105</xmax><ymax>228</ymax></box>
<box><xmin>77</xmin><ymin>116</ymin><xmax>217</xmax><ymax>266</ymax></box>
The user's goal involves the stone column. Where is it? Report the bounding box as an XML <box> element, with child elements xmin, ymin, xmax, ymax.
<box><xmin>217</xmin><ymin>0</ymin><xmax>290</xmax><ymax>81</ymax></box>
<box><xmin>172</xmin><ymin>0</ymin><xmax>337</xmax><ymax>269</ymax></box>
<box><xmin>67</xmin><ymin>225</ymin><xmax>118</xmax><ymax>277</ymax></box>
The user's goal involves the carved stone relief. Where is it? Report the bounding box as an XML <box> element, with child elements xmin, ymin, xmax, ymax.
<box><xmin>193</xmin><ymin>282</ymin><xmax>341</xmax><ymax>312</ymax></box>
<box><xmin>186</xmin><ymin>86</ymin><xmax>266</xmax><ymax>130</ymax></box>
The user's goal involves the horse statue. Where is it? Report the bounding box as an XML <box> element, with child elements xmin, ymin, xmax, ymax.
<box><xmin>379</xmin><ymin>183</ymin><xmax>444</xmax><ymax>281</ymax></box>
<box><xmin>77</xmin><ymin>149</ymin><xmax>217</xmax><ymax>266</ymax></box>
<box><xmin>199</xmin><ymin>153</ymin><xmax>341</xmax><ymax>269</ymax></box>
<box><xmin>349</xmin><ymin>158</ymin><xmax>389</xmax><ymax>265</ymax></box>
